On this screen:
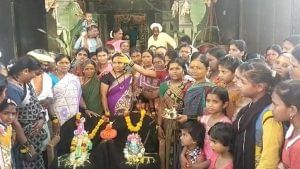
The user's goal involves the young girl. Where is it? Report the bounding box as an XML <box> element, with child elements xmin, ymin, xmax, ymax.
<box><xmin>180</xmin><ymin>121</ymin><xmax>206</xmax><ymax>169</ymax></box>
<box><xmin>228</xmin><ymin>40</ymin><xmax>247</xmax><ymax>61</ymax></box>
<box><xmin>216</xmin><ymin>56</ymin><xmax>247</xmax><ymax>119</ymax></box>
<box><xmin>270</xmin><ymin>79</ymin><xmax>300</xmax><ymax>169</ymax></box>
<box><xmin>272</xmin><ymin>52</ymin><xmax>291</xmax><ymax>81</ymax></box>
<box><xmin>208</xmin><ymin>122</ymin><xmax>234</xmax><ymax>169</ymax></box>
<box><xmin>199</xmin><ymin>87</ymin><xmax>232</xmax><ymax>162</ymax></box>
<box><xmin>206</xmin><ymin>47</ymin><xmax>226</xmax><ymax>82</ymax></box>
<box><xmin>265</xmin><ymin>44</ymin><xmax>282</xmax><ymax>67</ymax></box>
<box><xmin>0</xmin><ymin>98</ymin><xmax>17</xmax><ymax>169</ymax></box>
<box><xmin>233</xmin><ymin>62</ymin><xmax>284</xmax><ymax>169</ymax></box>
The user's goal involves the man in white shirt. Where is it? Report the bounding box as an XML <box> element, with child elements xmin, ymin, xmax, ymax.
<box><xmin>147</xmin><ymin>23</ymin><xmax>177</xmax><ymax>49</ymax></box>
<box><xmin>74</xmin><ymin>24</ymin><xmax>103</xmax><ymax>53</ymax></box>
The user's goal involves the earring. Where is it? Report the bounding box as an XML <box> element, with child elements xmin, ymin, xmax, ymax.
<box><xmin>290</xmin><ymin>114</ymin><xmax>295</xmax><ymax>120</ymax></box>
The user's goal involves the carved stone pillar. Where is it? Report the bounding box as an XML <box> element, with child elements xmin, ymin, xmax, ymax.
<box><xmin>178</xmin><ymin>0</ymin><xmax>193</xmax><ymax>38</ymax></box>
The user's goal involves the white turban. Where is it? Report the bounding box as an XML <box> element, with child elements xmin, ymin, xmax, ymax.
<box><xmin>150</xmin><ymin>23</ymin><xmax>162</xmax><ymax>32</ymax></box>
<box><xmin>27</xmin><ymin>49</ymin><xmax>55</xmax><ymax>63</ymax></box>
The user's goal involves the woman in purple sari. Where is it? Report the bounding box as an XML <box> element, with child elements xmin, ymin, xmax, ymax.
<box><xmin>100</xmin><ymin>53</ymin><xmax>132</xmax><ymax>116</ymax></box>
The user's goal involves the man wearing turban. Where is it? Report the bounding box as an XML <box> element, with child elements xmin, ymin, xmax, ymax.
<box><xmin>147</xmin><ymin>23</ymin><xmax>177</xmax><ymax>49</ymax></box>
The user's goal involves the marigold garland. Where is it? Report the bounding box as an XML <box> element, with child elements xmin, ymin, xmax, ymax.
<box><xmin>76</xmin><ymin>112</ymin><xmax>81</xmax><ymax>120</ymax></box>
<box><xmin>88</xmin><ymin>118</ymin><xmax>104</xmax><ymax>140</ymax></box>
<box><xmin>125</xmin><ymin>109</ymin><xmax>146</xmax><ymax>132</ymax></box>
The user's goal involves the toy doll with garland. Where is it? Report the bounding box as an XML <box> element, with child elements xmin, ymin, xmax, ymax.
<box><xmin>56</xmin><ymin>112</ymin><xmax>109</xmax><ymax>169</ymax></box>
<box><xmin>58</xmin><ymin>113</ymin><xmax>93</xmax><ymax>168</ymax></box>
<box><xmin>122</xmin><ymin>109</ymin><xmax>157</xmax><ymax>165</ymax></box>
<box><xmin>54</xmin><ymin>104</ymin><xmax>159</xmax><ymax>169</ymax></box>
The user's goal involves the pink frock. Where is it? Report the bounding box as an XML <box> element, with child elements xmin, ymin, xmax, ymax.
<box><xmin>200</xmin><ymin>114</ymin><xmax>232</xmax><ymax>160</ymax></box>
<box><xmin>282</xmin><ymin>125</ymin><xmax>300</xmax><ymax>169</ymax></box>
<box><xmin>106</xmin><ymin>39</ymin><xmax>124</xmax><ymax>52</ymax></box>
<box><xmin>209</xmin><ymin>155</ymin><xmax>233</xmax><ymax>169</ymax></box>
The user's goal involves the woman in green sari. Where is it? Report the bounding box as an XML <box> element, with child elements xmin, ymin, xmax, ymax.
<box><xmin>177</xmin><ymin>52</ymin><xmax>215</xmax><ymax>123</ymax></box>
<box><xmin>158</xmin><ymin>58</ymin><xmax>192</xmax><ymax>169</ymax></box>
<box><xmin>80</xmin><ymin>60</ymin><xmax>103</xmax><ymax>116</ymax></box>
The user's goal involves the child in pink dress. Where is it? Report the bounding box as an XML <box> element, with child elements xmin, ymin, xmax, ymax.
<box><xmin>180</xmin><ymin>121</ymin><xmax>208</xmax><ymax>169</ymax></box>
<box><xmin>198</xmin><ymin>87</ymin><xmax>232</xmax><ymax>162</ymax></box>
<box><xmin>208</xmin><ymin>122</ymin><xmax>234</xmax><ymax>169</ymax></box>
<box><xmin>270</xmin><ymin>80</ymin><xmax>300</xmax><ymax>169</ymax></box>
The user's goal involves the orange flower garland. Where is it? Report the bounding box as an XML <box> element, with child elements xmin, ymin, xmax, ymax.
<box><xmin>125</xmin><ymin>109</ymin><xmax>146</xmax><ymax>132</ymax></box>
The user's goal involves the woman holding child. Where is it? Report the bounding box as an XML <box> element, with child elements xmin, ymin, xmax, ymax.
<box><xmin>7</xmin><ymin>56</ymin><xmax>48</xmax><ymax>168</ymax></box>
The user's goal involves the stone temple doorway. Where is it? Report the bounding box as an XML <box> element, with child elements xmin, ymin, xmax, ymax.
<box><xmin>113</xmin><ymin>12</ymin><xmax>148</xmax><ymax>51</ymax></box>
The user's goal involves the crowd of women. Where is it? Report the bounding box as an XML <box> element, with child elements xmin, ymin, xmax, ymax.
<box><xmin>0</xmin><ymin>24</ymin><xmax>300</xmax><ymax>169</ymax></box>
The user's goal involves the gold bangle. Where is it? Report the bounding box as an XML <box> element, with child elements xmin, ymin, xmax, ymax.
<box><xmin>20</xmin><ymin>148</ymin><xmax>28</xmax><ymax>154</ymax></box>
<box><xmin>52</xmin><ymin>119</ymin><xmax>59</xmax><ymax>124</ymax></box>
<box><xmin>105</xmin><ymin>111</ymin><xmax>110</xmax><ymax>116</ymax></box>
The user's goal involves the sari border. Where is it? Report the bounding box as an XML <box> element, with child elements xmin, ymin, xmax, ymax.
<box><xmin>109</xmin><ymin>73</ymin><xmax>132</xmax><ymax>91</ymax></box>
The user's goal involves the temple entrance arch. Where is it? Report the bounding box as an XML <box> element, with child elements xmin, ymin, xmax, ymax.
<box><xmin>113</xmin><ymin>12</ymin><xmax>148</xmax><ymax>51</ymax></box>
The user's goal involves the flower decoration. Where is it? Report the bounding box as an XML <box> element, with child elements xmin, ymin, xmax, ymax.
<box><xmin>68</xmin><ymin>115</ymin><xmax>92</xmax><ymax>167</ymax></box>
<box><xmin>88</xmin><ymin>115</ymin><xmax>109</xmax><ymax>140</ymax></box>
<box><xmin>125</xmin><ymin>109</ymin><xmax>146</xmax><ymax>133</ymax></box>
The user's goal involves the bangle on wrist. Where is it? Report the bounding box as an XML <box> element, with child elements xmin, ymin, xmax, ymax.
<box><xmin>129</xmin><ymin>61</ymin><xmax>134</xmax><ymax>67</ymax></box>
<box><xmin>52</xmin><ymin>118</ymin><xmax>59</xmax><ymax>124</ymax></box>
<box><xmin>50</xmin><ymin>115</ymin><xmax>58</xmax><ymax>121</ymax></box>
<box><xmin>20</xmin><ymin>141</ymin><xmax>31</xmax><ymax>154</ymax></box>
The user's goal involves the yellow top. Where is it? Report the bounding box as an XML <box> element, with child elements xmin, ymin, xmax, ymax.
<box><xmin>0</xmin><ymin>125</ymin><xmax>12</xmax><ymax>148</ymax></box>
<box><xmin>0</xmin><ymin>125</ymin><xmax>13</xmax><ymax>169</ymax></box>
<box><xmin>255</xmin><ymin>110</ymin><xmax>284</xmax><ymax>169</ymax></box>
